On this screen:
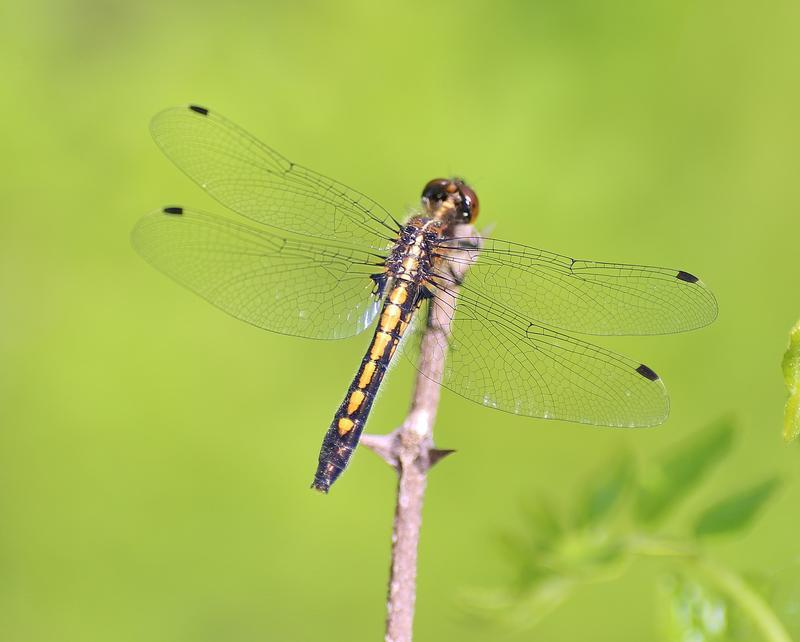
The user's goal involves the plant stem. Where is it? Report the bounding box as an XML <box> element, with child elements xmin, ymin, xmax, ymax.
<box><xmin>690</xmin><ymin>556</ymin><xmax>791</xmax><ymax>642</ymax></box>
<box><xmin>362</xmin><ymin>225</ymin><xmax>481</xmax><ymax>642</ymax></box>
<box><xmin>630</xmin><ymin>535</ymin><xmax>791</xmax><ymax>642</ymax></box>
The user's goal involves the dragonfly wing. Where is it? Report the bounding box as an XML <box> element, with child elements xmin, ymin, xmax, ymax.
<box><xmin>434</xmin><ymin>236</ymin><xmax>718</xmax><ymax>336</ymax></box>
<box><xmin>405</xmin><ymin>281</ymin><xmax>669</xmax><ymax>427</ymax></box>
<box><xmin>132</xmin><ymin>207</ymin><xmax>384</xmax><ymax>340</ymax></box>
<box><xmin>150</xmin><ymin>105</ymin><xmax>399</xmax><ymax>249</ymax></box>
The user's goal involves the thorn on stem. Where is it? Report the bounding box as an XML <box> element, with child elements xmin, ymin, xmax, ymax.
<box><xmin>429</xmin><ymin>448</ymin><xmax>456</xmax><ymax>467</ymax></box>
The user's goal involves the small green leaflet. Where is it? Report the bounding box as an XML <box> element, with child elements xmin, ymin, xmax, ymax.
<box><xmin>635</xmin><ymin>418</ymin><xmax>734</xmax><ymax>524</ymax></box>
<box><xmin>782</xmin><ymin>320</ymin><xmax>800</xmax><ymax>443</ymax></box>
<box><xmin>694</xmin><ymin>478</ymin><xmax>781</xmax><ymax>537</ymax></box>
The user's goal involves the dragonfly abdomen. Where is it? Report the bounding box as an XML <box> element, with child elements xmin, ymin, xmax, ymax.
<box><xmin>311</xmin><ymin>279</ymin><xmax>421</xmax><ymax>492</ymax></box>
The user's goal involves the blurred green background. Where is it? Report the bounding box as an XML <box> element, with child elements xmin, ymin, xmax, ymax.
<box><xmin>1</xmin><ymin>1</ymin><xmax>799</xmax><ymax>640</ymax></box>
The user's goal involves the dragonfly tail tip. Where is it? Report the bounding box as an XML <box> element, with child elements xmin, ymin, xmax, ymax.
<box><xmin>310</xmin><ymin>481</ymin><xmax>331</xmax><ymax>494</ymax></box>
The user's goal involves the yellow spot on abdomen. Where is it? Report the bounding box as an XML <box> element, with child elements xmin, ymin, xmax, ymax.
<box><xmin>337</xmin><ymin>417</ymin><xmax>355</xmax><ymax>436</ymax></box>
<box><xmin>370</xmin><ymin>331</ymin><xmax>392</xmax><ymax>360</ymax></box>
<box><xmin>380</xmin><ymin>304</ymin><xmax>402</xmax><ymax>332</ymax></box>
<box><xmin>347</xmin><ymin>389</ymin><xmax>366</xmax><ymax>415</ymax></box>
<box><xmin>358</xmin><ymin>360</ymin><xmax>377</xmax><ymax>389</ymax></box>
<box><xmin>389</xmin><ymin>286</ymin><xmax>408</xmax><ymax>305</ymax></box>
<box><xmin>347</xmin><ymin>390</ymin><xmax>365</xmax><ymax>415</ymax></box>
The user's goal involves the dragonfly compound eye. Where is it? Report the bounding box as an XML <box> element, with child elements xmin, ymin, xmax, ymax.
<box><xmin>457</xmin><ymin>182</ymin><xmax>479</xmax><ymax>223</ymax></box>
<box><xmin>421</xmin><ymin>178</ymin><xmax>451</xmax><ymax>210</ymax></box>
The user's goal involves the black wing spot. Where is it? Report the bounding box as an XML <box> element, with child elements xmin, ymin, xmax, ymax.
<box><xmin>636</xmin><ymin>363</ymin><xmax>660</xmax><ymax>381</ymax></box>
<box><xmin>189</xmin><ymin>105</ymin><xmax>209</xmax><ymax>116</ymax></box>
<box><xmin>676</xmin><ymin>270</ymin><xmax>699</xmax><ymax>283</ymax></box>
<box><xmin>163</xmin><ymin>206</ymin><xmax>183</xmax><ymax>215</ymax></box>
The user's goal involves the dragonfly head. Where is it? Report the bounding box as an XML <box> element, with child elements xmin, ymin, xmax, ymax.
<box><xmin>421</xmin><ymin>177</ymin><xmax>479</xmax><ymax>225</ymax></box>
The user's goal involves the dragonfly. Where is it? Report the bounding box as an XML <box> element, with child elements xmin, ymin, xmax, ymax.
<box><xmin>132</xmin><ymin>104</ymin><xmax>718</xmax><ymax>493</ymax></box>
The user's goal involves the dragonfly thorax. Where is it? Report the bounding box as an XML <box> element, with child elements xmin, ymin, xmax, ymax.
<box><xmin>384</xmin><ymin>221</ymin><xmax>438</xmax><ymax>284</ymax></box>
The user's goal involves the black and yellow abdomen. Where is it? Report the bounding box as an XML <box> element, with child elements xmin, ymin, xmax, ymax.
<box><xmin>311</xmin><ymin>279</ymin><xmax>420</xmax><ymax>492</ymax></box>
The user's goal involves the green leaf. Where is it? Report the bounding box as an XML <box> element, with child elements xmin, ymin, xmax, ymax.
<box><xmin>457</xmin><ymin>576</ymin><xmax>576</xmax><ymax>632</ymax></box>
<box><xmin>694</xmin><ymin>478</ymin><xmax>781</xmax><ymax>537</ymax></box>
<box><xmin>494</xmin><ymin>531</ymin><xmax>556</xmax><ymax>591</ymax></box>
<box><xmin>635</xmin><ymin>417</ymin><xmax>735</xmax><ymax>524</ymax></box>
<box><xmin>784</xmin><ymin>395</ymin><xmax>800</xmax><ymax>444</ymax></box>
<box><xmin>551</xmin><ymin>531</ymin><xmax>630</xmax><ymax>581</ymax></box>
<box><xmin>782</xmin><ymin>320</ymin><xmax>800</xmax><ymax>443</ymax></box>
<box><xmin>495</xmin><ymin>497</ymin><xmax>565</xmax><ymax>590</ymax></box>
<box><xmin>575</xmin><ymin>454</ymin><xmax>634</xmax><ymax>527</ymax></box>
<box><xmin>522</xmin><ymin>496</ymin><xmax>563</xmax><ymax>546</ymax></box>
<box><xmin>495</xmin><ymin>531</ymin><xmax>535</xmax><ymax>567</ymax></box>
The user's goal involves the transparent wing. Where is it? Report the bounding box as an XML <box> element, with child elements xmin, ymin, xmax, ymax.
<box><xmin>404</xmin><ymin>232</ymin><xmax>669</xmax><ymax>427</ymax></box>
<box><xmin>403</xmin><ymin>277</ymin><xmax>669</xmax><ymax>428</ymax></box>
<box><xmin>433</xmin><ymin>236</ymin><xmax>718</xmax><ymax>336</ymax></box>
<box><xmin>132</xmin><ymin>207</ymin><xmax>385</xmax><ymax>340</ymax></box>
<box><xmin>150</xmin><ymin>105</ymin><xmax>400</xmax><ymax>249</ymax></box>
